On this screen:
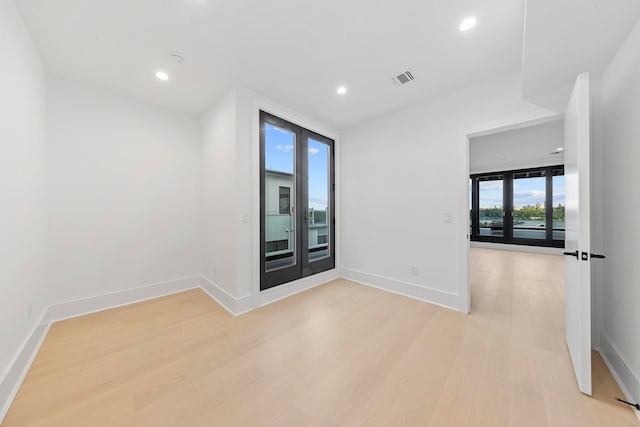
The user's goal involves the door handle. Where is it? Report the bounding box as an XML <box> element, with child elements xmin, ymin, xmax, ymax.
<box><xmin>590</xmin><ymin>253</ymin><xmax>606</xmax><ymax>259</ymax></box>
<box><xmin>563</xmin><ymin>250</ymin><xmax>579</xmax><ymax>259</ymax></box>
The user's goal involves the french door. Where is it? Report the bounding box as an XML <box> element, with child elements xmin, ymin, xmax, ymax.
<box><xmin>260</xmin><ymin>111</ymin><xmax>335</xmax><ymax>291</ymax></box>
<box><xmin>470</xmin><ymin>165</ymin><xmax>565</xmax><ymax>247</ymax></box>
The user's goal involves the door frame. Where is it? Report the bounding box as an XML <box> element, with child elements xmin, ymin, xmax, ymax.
<box><xmin>259</xmin><ymin>110</ymin><xmax>336</xmax><ymax>291</ymax></box>
<box><xmin>250</xmin><ymin>93</ymin><xmax>341</xmax><ymax>310</ymax></box>
<box><xmin>461</xmin><ymin>111</ymin><xmax>564</xmax><ymax>313</ymax></box>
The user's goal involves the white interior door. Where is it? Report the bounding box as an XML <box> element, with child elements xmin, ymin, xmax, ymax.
<box><xmin>563</xmin><ymin>72</ymin><xmax>592</xmax><ymax>395</ymax></box>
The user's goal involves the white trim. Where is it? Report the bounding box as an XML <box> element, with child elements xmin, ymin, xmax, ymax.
<box><xmin>257</xmin><ymin>269</ymin><xmax>339</xmax><ymax>308</ymax></box>
<box><xmin>198</xmin><ymin>275</ymin><xmax>239</xmax><ymax>315</ymax></box>
<box><xmin>463</xmin><ymin>109</ymin><xmax>566</xmax><ymax>315</ymax></box>
<box><xmin>0</xmin><ymin>270</ymin><xmax>338</xmax><ymax>423</ymax></box>
<box><xmin>0</xmin><ymin>315</ymin><xmax>50</xmax><ymax>423</ymax></box>
<box><xmin>0</xmin><ymin>275</ymin><xmax>199</xmax><ymax>424</ymax></box>
<box><xmin>598</xmin><ymin>331</ymin><xmax>640</xmax><ymax>420</ymax></box>
<box><xmin>44</xmin><ymin>276</ymin><xmax>200</xmax><ymax>323</ymax></box>
<box><xmin>198</xmin><ymin>275</ymin><xmax>252</xmax><ymax>316</ymax></box>
<box><xmin>470</xmin><ymin>241</ymin><xmax>564</xmax><ymax>255</ymax></box>
<box><xmin>341</xmin><ymin>268</ymin><xmax>459</xmax><ymax>312</ymax></box>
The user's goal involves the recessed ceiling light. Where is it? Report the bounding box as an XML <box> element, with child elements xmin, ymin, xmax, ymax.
<box><xmin>336</xmin><ymin>86</ymin><xmax>347</xmax><ymax>95</ymax></box>
<box><xmin>556</xmin><ymin>147</ymin><xmax>564</xmax><ymax>152</ymax></box>
<box><xmin>155</xmin><ymin>70</ymin><xmax>169</xmax><ymax>81</ymax></box>
<box><xmin>459</xmin><ymin>16</ymin><xmax>477</xmax><ymax>32</ymax></box>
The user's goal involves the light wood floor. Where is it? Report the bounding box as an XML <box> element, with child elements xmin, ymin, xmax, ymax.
<box><xmin>3</xmin><ymin>248</ymin><xmax>638</xmax><ymax>426</ymax></box>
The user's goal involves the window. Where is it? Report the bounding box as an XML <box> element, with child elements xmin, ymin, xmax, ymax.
<box><xmin>552</xmin><ymin>167</ymin><xmax>565</xmax><ymax>240</ymax></box>
<box><xmin>279</xmin><ymin>186</ymin><xmax>290</xmax><ymax>214</ymax></box>
<box><xmin>512</xmin><ymin>170</ymin><xmax>546</xmax><ymax>240</ymax></box>
<box><xmin>261</xmin><ymin>111</ymin><xmax>335</xmax><ymax>290</ymax></box>
<box><xmin>470</xmin><ymin>165</ymin><xmax>564</xmax><ymax>247</ymax></box>
<box><xmin>477</xmin><ymin>174</ymin><xmax>504</xmax><ymax>237</ymax></box>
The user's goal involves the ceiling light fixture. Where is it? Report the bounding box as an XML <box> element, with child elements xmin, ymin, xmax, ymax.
<box><xmin>556</xmin><ymin>147</ymin><xmax>564</xmax><ymax>152</ymax></box>
<box><xmin>459</xmin><ymin>16</ymin><xmax>477</xmax><ymax>32</ymax></box>
<box><xmin>336</xmin><ymin>86</ymin><xmax>347</xmax><ymax>95</ymax></box>
<box><xmin>155</xmin><ymin>70</ymin><xmax>169</xmax><ymax>81</ymax></box>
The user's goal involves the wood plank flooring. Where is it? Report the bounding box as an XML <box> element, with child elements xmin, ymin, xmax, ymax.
<box><xmin>3</xmin><ymin>248</ymin><xmax>638</xmax><ymax>426</ymax></box>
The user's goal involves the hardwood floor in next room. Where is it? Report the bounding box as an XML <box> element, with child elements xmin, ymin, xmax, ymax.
<box><xmin>3</xmin><ymin>248</ymin><xmax>638</xmax><ymax>426</ymax></box>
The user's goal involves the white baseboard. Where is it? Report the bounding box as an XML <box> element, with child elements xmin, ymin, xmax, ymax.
<box><xmin>0</xmin><ymin>270</ymin><xmax>339</xmax><ymax>423</ymax></box>
<box><xmin>340</xmin><ymin>268</ymin><xmax>459</xmax><ymax>311</ymax></box>
<box><xmin>598</xmin><ymin>331</ymin><xmax>640</xmax><ymax>420</ymax></box>
<box><xmin>44</xmin><ymin>275</ymin><xmax>201</xmax><ymax>323</ymax></box>
<box><xmin>257</xmin><ymin>269</ymin><xmax>339</xmax><ymax>309</ymax></box>
<box><xmin>0</xmin><ymin>275</ymin><xmax>200</xmax><ymax>424</ymax></box>
<box><xmin>470</xmin><ymin>241</ymin><xmax>564</xmax><ymax>254</ymax></box>
<box><xmin>199</xmin><ymin>275</ymin><xmax>252</xmax><ymax>316</ymax></box>
<box><xmin>0</xmin><ymin>317</ymin><xmax>50</xmax><ymax>423</ymax></box>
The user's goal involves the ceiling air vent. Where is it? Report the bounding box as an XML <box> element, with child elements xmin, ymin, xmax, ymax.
<box><xmin>392</xmin><ymin>70</ymin><xmax>415</xmax><ymax>86</ymax></box>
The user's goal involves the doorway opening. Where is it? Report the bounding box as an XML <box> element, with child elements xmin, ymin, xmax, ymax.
<box><xmin>464</xmin><ymin>114</ymin><xmax>565</xmax><ymax>314</ymax></box>
<box><xmin>468</xmin><ymin>118</ymin><xmax>566</xmax><ymax>249</ymax></box>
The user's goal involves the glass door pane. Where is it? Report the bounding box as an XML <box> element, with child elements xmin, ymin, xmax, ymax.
<box><xmin>553</xmin><ymin>170</ymin><xmax>566</xmax><ymax>240</ymax></box>
<box><xmin>513</xmin><ymin>170</ymin><xmax>546</xmax><ymax>239</ymax></box>
<box><xmin>307</xmin><ymin>138</ymin><xmax>330</xmax><ymax>262</ymax></box>
<box><xmin>478</xmin><ymin>176</ymin><xmax>504</xmax><ymax>237</ymax></box>
<box><xmin>264</xmin><ymin>123</ymin><xmax>297</xmax><ymax>272</ymax></box>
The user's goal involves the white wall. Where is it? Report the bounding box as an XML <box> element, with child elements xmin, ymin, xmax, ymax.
<box><xmin>46</xmin><ymin>77</ymin><xmax>201</xmax><ymax>304</ymax></box>
<box><xmin>469</xmin><ymin>119</ymin><xmax>564</xmax><ymax>174</ymax></box>
<box><xmin>243</xmin><ymin>88</ymin><xmax>341</xmax><ymax>308</ymax></box>
<box><xmin>200</xmin><ymin>88</ymin><xmax>239</xmax><ymax>299</ymax></box>
<box><xmin>0</xmin><ymin>0</ymin><xmax>48</xmax><ymax>382</ymax></box>
<box><xmin>340</xmin><ymin>71</ymin><xmax>564</xmax><ymax>311</ymax></box>
<box><xmin>600</xmin><ymin>18</ymin><xmax>640</xmax><ymax>405</ymax></box>
<box><xmin>200</xmin><ymin>87</ymin><xmax>340</xmax><ymax>313</ymax></box>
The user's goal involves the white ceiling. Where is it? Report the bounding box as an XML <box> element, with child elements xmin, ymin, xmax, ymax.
<box><xmin>16</xmin><ymin>0</ymin><xmax>524</xmax><ymax>128</ymax></box>
<box><xmin>522</xmin><ymin>0</ymin><xmax>640</xmax><ymax>97</ymax></box>
<box><xmin>470</xmin><ymin>120</ymin><xmax>564</xmax><ymax>173</ymax></box>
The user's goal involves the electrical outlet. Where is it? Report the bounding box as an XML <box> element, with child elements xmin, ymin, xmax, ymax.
<box><xmin>411</xmin><ymin>266</ymin><xmax>419</xmax><ymax>276</ymax></box>
<box><xmin>27</xmin><ymin>300</ymin><xmax>32</xmax><ymax>319</ymax></box>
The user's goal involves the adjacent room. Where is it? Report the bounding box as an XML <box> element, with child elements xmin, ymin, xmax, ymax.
<box><xmin>2</xmin><ymin>0</ymin><xmax>640</xmax><ymax>425</ymax></box>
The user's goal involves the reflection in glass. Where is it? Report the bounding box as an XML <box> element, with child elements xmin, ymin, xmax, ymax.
<box><xmin>307</xmin><ymin>139</ymin><xmax>330</xmax><ymax>261</ymax></box>
<box><xmin>513</xmin><ymin>170</ymin><xmax>546</xmax><ymax>239</ymax></box>
<box><xmin>264</xmin><ymin>123</ymin><xmax>296</xmax><ymax>271</ymax></box>
<box><xmin>478</xmin><ymin>177</ymin><xmax>504</xmax><ymax>237</ymax></box>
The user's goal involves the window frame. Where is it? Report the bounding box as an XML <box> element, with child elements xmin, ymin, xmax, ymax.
<box><xmin>470</xmin><ymin>165</ymin><xmax>564</xmax><ymax>248</ymax></box>
<box><xmin>278</xmin><ymin>186</ymin><xmax>291</xmax><ymax>215</ymax></box>
<box><xmin>260</xmin><ymin>111</ymin><xmax>336</xmax><ymax>291</ymax></box>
